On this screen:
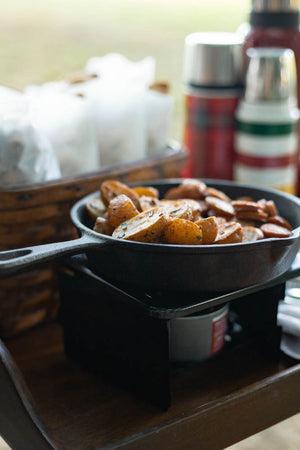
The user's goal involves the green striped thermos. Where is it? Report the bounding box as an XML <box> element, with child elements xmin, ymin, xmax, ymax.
<box><xmin>234</xmin><ymin>48</ymin><xmax>299</xmax><ymax>195</ymax></box>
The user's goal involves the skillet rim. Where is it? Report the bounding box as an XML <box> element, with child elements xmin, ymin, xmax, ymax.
<box><xmin>70</xmin><ymin>178</ymin><xmax>300</xmax><ymax>254</ymax></box>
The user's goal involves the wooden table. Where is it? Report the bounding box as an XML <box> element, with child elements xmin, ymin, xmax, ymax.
<box><xmin>1</xmin><ymin>321</ymin><xmax>300</xmax><ymax>450</ymax></box>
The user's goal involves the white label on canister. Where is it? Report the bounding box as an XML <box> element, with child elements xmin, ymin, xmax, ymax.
<box><xmin>234</xmin><ymin>129</ymin><xmax>298</xmax><ymax>193</ymax></box>
<box><xmin>210</xmin><ymin>310</ymin><xmax>228</xmax><ymax>355</ymax></box>
<box><xmin>235</xmin><ymin>132</ymin><xmax>297</xmax><ymax>157</ymax></box>
<box><xmin>234</xmin><ymin>164</ymin><xmax>297</xmax><ymax>187</ymax></box>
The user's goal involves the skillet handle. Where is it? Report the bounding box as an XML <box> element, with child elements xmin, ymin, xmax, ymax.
<box><xmin>0</xmin><ymin>232</ymin><xmax>103</xmax><ymax>278</ymax></box>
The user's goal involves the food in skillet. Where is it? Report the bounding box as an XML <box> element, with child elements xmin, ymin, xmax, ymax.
<box><xmin>86</xmin><ymin>179</ymin><xmax>293</xmax><ymax>245</ymax></box>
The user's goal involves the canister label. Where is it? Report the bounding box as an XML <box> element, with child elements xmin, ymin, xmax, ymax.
<box><xmin>234</xmin><ymin>121</ymin><xmax>298</xmax><ymax>194</ymax></box>
<box><xmin>210</xmin><ymin>309</ymin><xmax>228</xmax><ymax>355</ymax></box>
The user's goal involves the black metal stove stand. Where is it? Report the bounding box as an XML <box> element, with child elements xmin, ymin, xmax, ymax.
<box><xmin>57</xmin><ymin>255</ymin><xmax>300</xmax><ymax>410</ymax></box>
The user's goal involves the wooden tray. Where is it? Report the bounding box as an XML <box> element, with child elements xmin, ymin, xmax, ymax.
<box><xmin>2</xmin><ymin>321</ymin><xmax>300</xmax><ymax>449</ymax></box>
<box><xmin>0</xmin><ymin>142</ymin><xmax>186</xmax><ymax>338</ymax></box>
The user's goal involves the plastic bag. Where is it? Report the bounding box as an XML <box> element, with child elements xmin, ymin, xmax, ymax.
<box><xmin>79</xmin><ymin>54</ymin><xmax>155</xmax><ymax>165</ymax></box>
<box><xmin>69</xmin><ymin>78</ymin><xmax>146</xmax><ymax>166</ymax></box>
<box><xmin>85</xmin><ymin>53</ymin><xmax>155</xmax><ymax>89</ymax></box>
<box><xmin>144</xmin><ymin>88</ymin><xmax>173</xmax><ymax>156</ymax></box>
<box><xmin>26</xmin><ymin>85</ymin><xmax>99</xmax><ymax>176</ymax></box>
<box><xmin>0</xmin><ymin>87</ymin><xmax>61</xmax><ymax>187</ymax></box>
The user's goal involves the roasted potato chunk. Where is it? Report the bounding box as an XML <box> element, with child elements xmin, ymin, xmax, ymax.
<box><xmin>132</xmin><ymin>186</ymin><xmax>159</xmax><ymax>198</ymax></box>
<box><xmin>107</xmin><ymin>194</ymin><xmax>139</xmax><ymax>228</ymax></box>
<box><xmin>112</xmin><ymin>208</ymin><xmax>168</xmax><ymax>242</ymax></box>
<box><xmin>100</xmin><ymin>180</ymin><xmax>140</xmax><ymax>209</ymax></box>
<box><xmin>86</xmin><ymin>198</ymin><xmax>106</xmax><ymax>221</ymax></box>
<box><xmin>139</xmin><ymin>195</ymin><xmax>160</xmax><ymax>211</ymax></box>
<box><xmin>88</xmin><ymin>178</ymin><xmax>294</xmax><ymax>245</ymax></box>
<box><xmin>164</xmin><ymin>218</ymin><xmax>203</xmax><ymax>245</ymax></box>
<box><xmin>93</xmin><ymin>217</ymin><xmax>114</xmax><ymax>235</ymax></box>
<box><xmin>195</xmin><ymin>217</ymin><xmax>219</xmax><ymax>244</ymax></box>
<box><xmin>242</xmin><ymin>226</ymin><xmax>264</xmax><ymax>242</ymax></box>
<box><xmin>159</xmin><ymin>199</ymin><xmax>201</xmax><ymax>221</ymax></box>
<box><xmin>164</xmin><ymin>179</ymin><xmax>207</xmax><ymax>200</ymax></box>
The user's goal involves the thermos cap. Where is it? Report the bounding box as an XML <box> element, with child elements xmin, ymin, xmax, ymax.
<box><xmin>184</xmin><ymin>32</ymin><xmax>244</xmax><ymax>88</ymax></box>
<box><xmin>251</xmin><ymin>0</ymin><xmax>299</xmax><ymax>12</ymax></box>
<box><xmin>245</xmin><ymin>47</ymin><xmax>297</xmax><ymax>102</ymax></box>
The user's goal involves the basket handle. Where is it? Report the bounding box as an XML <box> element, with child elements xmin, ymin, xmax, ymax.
<box><xmin>0</xmin><ymin>232</ymin><xmax>103</xmax><ymax>278</ymax></box>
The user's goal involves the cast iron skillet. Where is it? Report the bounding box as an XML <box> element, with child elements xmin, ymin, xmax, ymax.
<box><xmin>1</xmin><ymin>179</ymin><xmax>300</xmax><ymax>292</ymax></box>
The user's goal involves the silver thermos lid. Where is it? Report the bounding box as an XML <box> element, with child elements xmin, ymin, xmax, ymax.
<box><xmin>244</xmin><ymin>47</ymin><xmax>297</xmax><ymax>102</ymax></box>
<box><xmin>183</xmin><ymin>32</ymin><xmax>244</xmax><ymax>88</ymax></box>
<box><xmin>251</xmin><ymin>0</ymin><xmax>299</xmax><ymax>12</ymax></box>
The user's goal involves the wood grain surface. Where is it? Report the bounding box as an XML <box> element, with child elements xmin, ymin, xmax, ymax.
<box><xmin>0</xmin><ymin>145</ymin><xmax>185</xmax><ymax>338</ymax></box>
<box><xmin>2</xmin><ymin>322</ymin><xmax>300</xmax><ymax>450</ymax></box>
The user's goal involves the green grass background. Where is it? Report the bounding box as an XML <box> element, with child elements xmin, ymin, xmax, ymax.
<box><xmin>0</xmin><ymin>0</ymin><xmax>249</xmax><ymax>139</ymax></box>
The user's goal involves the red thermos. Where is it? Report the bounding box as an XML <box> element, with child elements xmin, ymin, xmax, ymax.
<box><xmin>182</xmin><ymin>32</ymin><xmax>244</xmax><ymax>180</ymax></box>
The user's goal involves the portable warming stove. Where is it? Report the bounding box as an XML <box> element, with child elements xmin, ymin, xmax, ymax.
<box><xmin>57</xmin><ymin>254</ymin><xmax>300</xmax><ymax>410</ymax></box>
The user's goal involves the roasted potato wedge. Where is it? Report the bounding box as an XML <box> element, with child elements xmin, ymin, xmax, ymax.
<box><xmin>214</xmin><ymin>216</ymin><xmax>227</xmax><ymax>226</ymax></box>
<box><xmin>93</xmin><ymin>217</ymin><xmax>114</xmax><ymax>235</ymax></box>
<box><xmin>112</xmin><ymin>208</ymin><xmax>168</xmax><ymax>242</ymax></box>
<box><xmin>195</xmin><ymin>217</ymin><xmax>219</xmax><ymax>244</ymax></box>
<box><xmin>100</xmin><ymin>180</ymin><xmax>140</xmax><ymax>209</ymax></box>
<box><xmin>164</xmin><ymin>218</ymin><xmax>203</xmax><ymax>245</ymax></box>
<box><xmin>86</xmin><ymin>198</ymin><xmax>106</xmax><ymax>221</ymax></box>
<box><xmin>159</xmin><ymin>199</ymin><xmax>201</xmax><ymax>221</ymax></box>
<box><xmin>139</xmin><ymin>195</ymin><xmax>160</xmax><ymax>211</ymax></box>
<box><xmin>242</xmin><ymin>226</ymin><xmax>264</xmax><ymax>242</ymax></box>
<box><xmin>107</xmin><ymin>194</ymin><xmax>139</xmax><ymax>228</ymax></box>
<box><xmin>164</xmin><ymin>179</ymin><xmax>207</xmax><ymax>200</ymax></box>
<box><xmin>132</xmin><ymin>186</ymin><xmax>159</xmax><ymax>198</ymax></box>
<box><xmin>87</xmin><ymin>178</ymin><xmax>294</xmax><ymax>245</ymax></box>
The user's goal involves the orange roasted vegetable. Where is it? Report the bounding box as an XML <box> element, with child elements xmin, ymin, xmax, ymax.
<box><xmin>164</xmin><ymin>218</ymin><xmax>203</xmax><ymax>245</ymax></box>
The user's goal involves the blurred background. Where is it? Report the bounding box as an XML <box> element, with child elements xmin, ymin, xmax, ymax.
<box><xmin>0</xmin><ymin>0</ymin><xmax>248</xmax><ymax>142</ymax></box>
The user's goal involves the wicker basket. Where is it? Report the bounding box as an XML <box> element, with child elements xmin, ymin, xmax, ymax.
<box><xmin>0</xmin><ymin>143</ymin><xmax>185</xmax><ymax>338</ymax></box>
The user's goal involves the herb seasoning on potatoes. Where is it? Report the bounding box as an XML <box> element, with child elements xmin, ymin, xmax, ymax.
<box><xmin>85</xmin><ymin>179</ymin><xmax>293</xmax><ymax>245</ymax></box>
